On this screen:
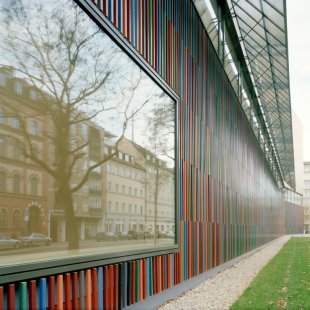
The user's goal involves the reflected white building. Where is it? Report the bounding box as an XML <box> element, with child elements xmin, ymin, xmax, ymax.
<box><xmin>104</xmin><ymin>137</ymin><xmax>175</xmax><ymax>236</ymax></box>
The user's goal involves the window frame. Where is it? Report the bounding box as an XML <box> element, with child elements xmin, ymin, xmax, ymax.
<box><xmin>0</xmin><ymin>0</ymin><xmax>179</xmax><ymax>284</ymax></box>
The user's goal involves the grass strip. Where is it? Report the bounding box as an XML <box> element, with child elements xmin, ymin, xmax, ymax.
<box><xmin>231</xmin><ymin>237</ymin><xmax>310</xmax><ymax>310</ymax></box>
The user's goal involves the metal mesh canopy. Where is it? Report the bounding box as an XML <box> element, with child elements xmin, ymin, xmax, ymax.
<box><xmin>228</xmin><ymin>0</ymin><xmax>295</xmax><ymax>188</ymax></box>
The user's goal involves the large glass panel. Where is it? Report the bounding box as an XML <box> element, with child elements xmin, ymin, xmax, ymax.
<box><xmin>0</xmin><ymin>0</ymin><xmax>176</xmax><ymax>266</ymax></box>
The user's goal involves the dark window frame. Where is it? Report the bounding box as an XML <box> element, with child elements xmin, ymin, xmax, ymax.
<box><xmin>0</xmin><ymin>0</ymin><xmax>179</xmax><ymax>284</ymax></box>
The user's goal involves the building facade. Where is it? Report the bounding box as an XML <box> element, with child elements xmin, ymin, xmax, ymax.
<box><xmin>303</xmin><ymin>162</ymin><xmax>310</xmax><ymax>233</ymax></box>
<box><xmin>0</xmin><ymin>0</ymin><xmax>304</xmax><ymax>309</ymax></box>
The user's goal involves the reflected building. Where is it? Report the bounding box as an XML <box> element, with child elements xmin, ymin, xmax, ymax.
<box><xmin>132</xmin><ymin>142</ymin><xmax>175</xmax><ymax>235</ymax></box>
<box><xmin>104</xmin><ymin>141</ymin><xmax>145</xmax><ymax>234</ymax></box>
<box><xmin>0</xmin><ymin>67</ymin><xmax>174</xmax><ymax>241</ymax></box>
<box><xmin>104</xmin><ymin>138</ymin><xmax>175</xmax><ymax>236</ymax></box>
<box><xmin>0</xmin><ymin>67</ymin><xmax>49</xmax><ymax>238</ymax></box>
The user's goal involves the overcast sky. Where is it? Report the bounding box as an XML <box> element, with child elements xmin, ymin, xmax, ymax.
<box><xmin>287</xmin><ymin>0</ymin><xmax>310</xmax><ymax>161</ymax></box>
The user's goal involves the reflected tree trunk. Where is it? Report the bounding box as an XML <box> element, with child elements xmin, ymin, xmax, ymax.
<box><xmin>56</xmin><ymin>185</ymin><xmax>78</xmax><ymax>249</ymax></box>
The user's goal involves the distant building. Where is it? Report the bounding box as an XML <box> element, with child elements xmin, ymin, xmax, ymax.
<box><xmin>103</xmin><ymin>137</ymin><xmax>175</xmax><ymax>235</ymax></box>
<box><xmin>132</xmin><ymin>141</ymin><xmax>175</xmax><ymax>235</ymax></box>
<box><xmin>292</xmin><ymin>111</ymin><xmax>304</xmax><ymax>194</ymax></box>
<box><xmin>104</xmin><ymin>146</ymin><xmax>145</xmax><ymax>233</ymax></box>
<box><xmin>303</xmin><ymin>162</ymin><xmax>310</xmax><ymax>233</ymax></box>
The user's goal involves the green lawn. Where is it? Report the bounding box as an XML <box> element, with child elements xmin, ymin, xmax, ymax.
<box><xmin>231</xmin><ymin>237</ymin><xmax>310</xmax><ymax>310</ymax></box>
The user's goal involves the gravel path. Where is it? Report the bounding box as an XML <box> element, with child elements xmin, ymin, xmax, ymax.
<box><xmin>159</xmin><ymin>235</ymin><xmax>291</xmax><ymax>310</ymax></box>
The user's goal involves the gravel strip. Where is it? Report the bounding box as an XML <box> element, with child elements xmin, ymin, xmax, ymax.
<box><xmin>159</xmin><ymin>235</ymin><xmax>291</xmax><ymax>310</ymax></box>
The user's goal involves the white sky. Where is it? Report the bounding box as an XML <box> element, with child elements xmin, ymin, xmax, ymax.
<box><xmin>287</xmin><ymin>0</ymin><xmax>310</xmax><ymax>161</ymax></box>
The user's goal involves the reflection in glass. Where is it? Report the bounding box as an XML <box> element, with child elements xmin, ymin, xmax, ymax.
<box><xmin>0</xmin><ymin>0</ymin><xmax>175</xmax><ymax>264</ymax></box>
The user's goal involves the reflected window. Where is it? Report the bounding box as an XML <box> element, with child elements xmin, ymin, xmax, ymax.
<box><xmin>0</xmin><ymin>209</ymin><xmax>7</xmax><ymax>229</ymax></box>
<box><xmin>119</xmin><ymin>167</ymin><xmax>124</xmax><ymax>176</ymax></box>
<box><xmin>0</xmin><ymin>108</ymin><xmax>5</xmax><ymax>124</ymax></box>
<box><xmin>12</xmin><ymin>118</ymin><xmax>20</xmax><ymax>129</ymax></box>
<box><xmin>13</xmin><ymin>209</ymin><xmax>21</xmax><ymax>228</ymax></box>
<box><xmin>15</xmin><ymin>81</ymin><xmax>23</xmax><ymax>94</ymax></box>
<box><xmin>0</xmin><ymin>137</ymin><xmax>5</xmax><ymax>156</ymax></box>
<box><xmin>13</xmin><ymin>141</ymin><xmax>22</xmax><ymax>160</ymax></box>
<box><xmin>0</xmin><ymin>171</ymin><xmax>6</xmax><ymax>192</ymax></box>
<box><xmin>29</xmin><ymin>120</ymin><xmax>38</xmax><ymax>135</ymax></box>
<box><xmin>32</xmin><ymin>145</ymin><xmax>39</xmax><ymax>158</ymax></box>
<box><xmin>30</xmin><ymin>90</ymin><xmax>37</xmax><ymax>100</ymax></box>
<box><xmin>106</xmin><ymin>164</ymin><xmax>110</xmax><ymax>172</ymax></box>
<box><xmin>81</xmin><ymin>124</ymin><xmax>88</xmax><ymax>136</ymax></box>
<box><xmin>13</xmin><ymin>174</ymin><xmax>20</xmax><ymax>194</ymax></box>
<box><xmin>0</xmin><ymin>74</ymin><xmax>5</xmax><ymax>86</ymax></box>
<box><xmin>30</xmin><ymin>176</ymin><xmax>38</xmax><ymax>196</ymax></box>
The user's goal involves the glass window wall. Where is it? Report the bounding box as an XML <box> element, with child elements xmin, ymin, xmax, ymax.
<box><xmin>0</xmin><ymin>0</ymin><xmax>176</xmax><ymax>267</ymax></box>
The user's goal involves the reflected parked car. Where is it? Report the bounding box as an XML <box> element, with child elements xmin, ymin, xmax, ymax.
<box><xmin>144</xmin><ymin>231</ymin><xmax>153</xmax><ymax>239</ymax></box>
<box><xmin>96</xmin><ymin>232</ymin><xmax>118</xmax><ymax>242</ymax></box>
<box><xmin>116</xmin><ymin>232</ymin><xmax>132</xmax><ymax>240</ymax></box>
<box><xmin>166</xmin><ymin>231</ymin><xmax>175</xmax><ymax>238</ymax></box>
<box><xmin>19</xmin><ymin>233</ymin><xmax>52</xmax><ymax>247</ymax></box>
<box><xmin>0</xmin><ymin>235</ymin><xmax>22</xmax><ymax>249</ymax></box>
<box><xmin>157</xmin><ymin>231</ymin><xmax>166</xmax><ymax>238</ymax></box>
<box><xmin>128</xmin><ymin>230</ymin><xmax>145</xmax><ymax>240</ymax></box>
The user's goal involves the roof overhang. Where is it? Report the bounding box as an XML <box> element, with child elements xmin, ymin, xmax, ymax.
<box><xmin>193</xmin><ymin>0</ymin><xmax>295</xmax><ymax>189</ymax></box>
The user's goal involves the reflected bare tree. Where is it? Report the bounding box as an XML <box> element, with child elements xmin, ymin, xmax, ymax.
<box><xmin>0</xmin><ymin>0</ymin><xmax>149</xmax><ymax>249</ymax></box>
